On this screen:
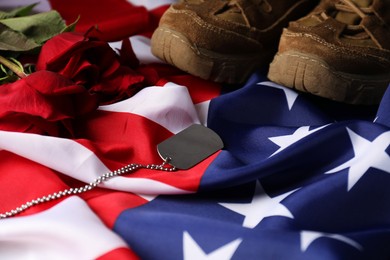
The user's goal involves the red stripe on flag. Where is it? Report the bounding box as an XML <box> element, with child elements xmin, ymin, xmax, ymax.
<box><xmin>86</xmin><ymin>191</ymin><xmax>148</xmax><ymax>228</ymax></box>
<box><xmin>157</xmin><ymin>75</ymin><xmax>222</xmax><ymax>104</ymax></box>
<box><xmin>0</xmin><ymin>151</ymin><xmax>68</xmax><ymax>217</ymax></box>
<box><xmin>96</xmin><ymin>247</ymin><xmax>140</xmax><ymax>260</ymax></box>
<box><xmin>74</xmin><ymin>111</ymin><xmax>173</xmax><ymax>168</ymax></box>
<box><xmin>75</xmin><ymin>110</ymin><xmax>215</xmax><ymax>192</ymax></box>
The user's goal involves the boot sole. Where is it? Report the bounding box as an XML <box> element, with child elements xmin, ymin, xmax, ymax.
<box><xmin>268</xmin><ymin>51</ymin><xmax>390</xmax><ymax>105</ymax></box>
<box><xmin>151</xmin><ymin>27</ymin><xmax>267</xmax><ymax>84</ymax></box>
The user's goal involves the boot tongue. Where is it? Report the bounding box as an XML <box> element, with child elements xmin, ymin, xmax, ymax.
<box><xmin>215</xmin><ymin>4</ymin><xmax>247</xmax><ymax>26</ymax></box>
<box><xmin>335</xmin><ymin>0</ymin><xmax>372</xmax><ymax>25</ymax></box>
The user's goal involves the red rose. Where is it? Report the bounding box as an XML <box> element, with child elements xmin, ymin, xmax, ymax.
<box><xmin>36</xmin><ymin>32</ymin><xmax>144</xmax><ymax>104</ymax></box>
<box><xmin>0</xmin><ymin>70</ymin><xmax>98</xmax><ymax>136</ymax></box>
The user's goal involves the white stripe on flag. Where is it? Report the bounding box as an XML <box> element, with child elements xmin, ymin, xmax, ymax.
<box><xmin>0</xmin><ymin>130</ymin><xmax>193</xmax><ymax>195</ymax></box>
<box><xmin>109</xmin><ymin>36</ymin><xmax>162</xmax><ymax>64</ymax></box>
<box><xmin>126</xmin><ymin>0</ymin><xmax>175</xmax><ymax>10</ymax></box>
<box><xmin>0</xmin><ymin>197</ymin><xmax>127</xmax><ymax>260</ymax></box>
<box><xmin>129</xmin><ymin>36</ymin><xmax>162</xmax><ymax>63</ymax></box>
<box><xmin>195</xmin><ymin>100</ymin><xmax>211</xmax><ymax>127</ymax></box>
<box><xmin>0</xmin><ymin>130</ymin><xmax>109</xmax><ymax>184</ymax></box>
<box><xmin>99</xmin><ymin>83</ymin><xmax>201</xmax><ymax>134</ymax></box>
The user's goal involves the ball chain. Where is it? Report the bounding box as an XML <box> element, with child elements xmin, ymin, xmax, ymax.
<box><xmin>0</xmin><ymin>159</ymin><xmax>176</xmax><ymax>219</ymax></box>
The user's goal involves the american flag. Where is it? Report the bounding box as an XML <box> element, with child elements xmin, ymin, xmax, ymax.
<box><xmin>0</xmin><ymin>0</ymin><xmax>389</xmax><ymax>259</ymax></box>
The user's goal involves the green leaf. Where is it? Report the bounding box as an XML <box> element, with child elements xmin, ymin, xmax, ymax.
<box><xmin>0</xmin><ymin>10</ymin><xmax>68</xmax><ymax>44</ymax></box>
<box><xmin>0</xmin><ymin>3</ymin><xmax>37</xmax><ymax>19</ymax></box>
<box><xmin>24</xmin><ymin>63</ymin><xmax>36</xmax><ymax>74</ymax></box>
<box><xmin>0</xmin><ymin>4</ymin><xmax>77</xmax><ymax>84</ymax></box>
<box><xmin>0</xmin><ymin>23</ymin><xmax>40</xmax><ymax>52</ymax></box>
<box><xmin>8</xmin><ymin>57</ymin><xmax>24</xmax><ymax>72</ymax></box>
<box><xmin>0</xmin><ymin>63</ymin><xmax>18</xmax><ymax>84</ymax></box>
<box><xmin>0</xmin><ymin>64</ymin><xmax>7</xmax><ymax>74</ymax></box>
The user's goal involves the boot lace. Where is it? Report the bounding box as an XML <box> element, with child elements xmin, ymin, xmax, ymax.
<box><xmin>220</xmin><ymin>0</ymin><xmax>272</xmax><ymax>13</ymax></box>
<box><xmin>321</xmin><ymin>0</ymin><xmax>374</xmax><ymax>39</ymax></box>
<box><xmin>215</xmin><ymin>0</ymin><xmax>272</xmax><ymax>26</ymax></box>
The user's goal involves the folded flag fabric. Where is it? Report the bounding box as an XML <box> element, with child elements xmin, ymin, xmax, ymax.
<box><xmin>0</xmin><ymin>0</ymin><xmax>389</xmax><ymax>259</ymax></box>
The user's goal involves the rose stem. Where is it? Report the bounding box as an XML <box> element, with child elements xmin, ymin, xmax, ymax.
<box><xmin>0</xmin><ymin>55</ymin><xmax>27</xmax><ymax>79</ymax></box>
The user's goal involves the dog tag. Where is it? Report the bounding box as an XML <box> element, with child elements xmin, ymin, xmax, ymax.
<box><xmin>157</xmin><ymin>124</ymin><xmax>223</xmax><ymax>170</ymax></box>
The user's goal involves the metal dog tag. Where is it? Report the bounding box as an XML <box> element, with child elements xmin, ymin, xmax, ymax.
<box><xmin>157</xmin><ymin>124</ymin><xmax>224</xmax><ymax>170</ymax></box>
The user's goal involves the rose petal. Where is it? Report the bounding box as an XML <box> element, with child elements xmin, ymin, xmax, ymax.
<box><xmin>0</xmin><ymin>71</ymin><xmax>98</xmax><ymax>136</ymax></box>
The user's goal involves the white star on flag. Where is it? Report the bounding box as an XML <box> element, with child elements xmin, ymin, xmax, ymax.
<box><xmin>219</xmin><ymin>181</ymin><xmax>295</xmax><ymax>228</ymax></box>
<box><xmin>268</xmin><ymin>125</ymin><xmax>328</xmax><ymax>157</ymax></box>
<box><xmin>183</xmin><ymin>231</ymin><xmax>242</xmax><ymax>260</ymax></box>
<box><xmin>259</xmin><ymin>81</ymin><xmax>299</xmax><ymax>110</ymax></box>
<box><xmin>300</xmin><ymin>230</ymin><xmax>363</xmax><ymax>252</ymax></box>
<box><xmin>326</xmin><ymin>128</ymin><xmax>390</xmax><ymax>191</ymax></box>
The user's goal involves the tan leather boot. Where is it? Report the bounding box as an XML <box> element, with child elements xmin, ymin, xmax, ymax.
<box><xmin>151</xmin><ymin>0</ymin><xmax>319</xmax><ymax>84</ymax></box>
<box><xmin>268</xmin><ymin>0</ymin><xmax>390</xmax><ymax>105</ymax></box>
